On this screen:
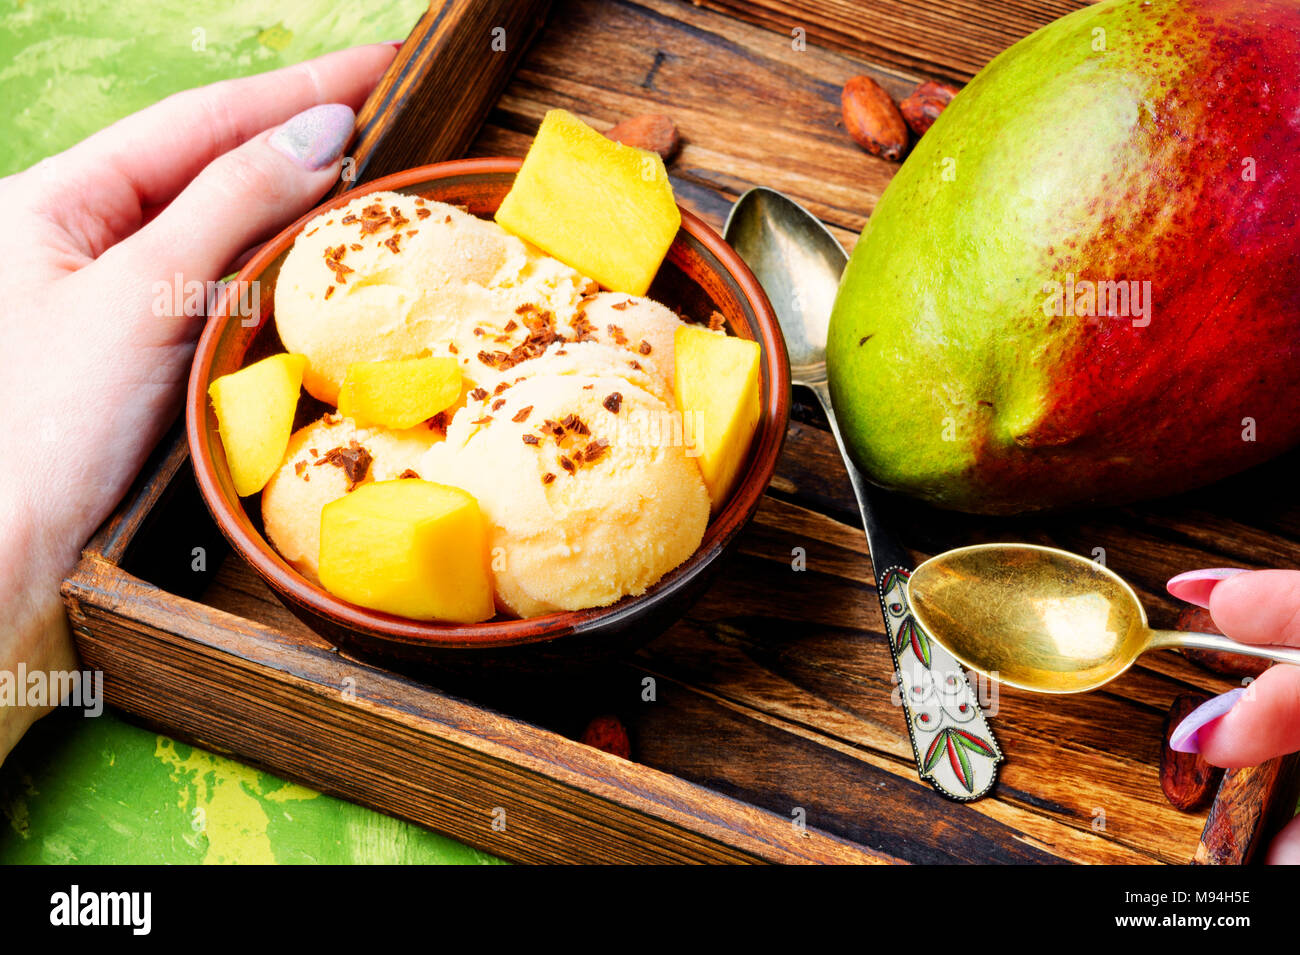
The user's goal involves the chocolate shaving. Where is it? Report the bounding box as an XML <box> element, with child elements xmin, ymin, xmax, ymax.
<box><xmin>315</xmin><ymin>440</ymin><xmax>372</xmax><ymax>489</ymax></box>
<box><xmin>559</xmin><ymin>455</ymin><xmax>575</xmax><ymax>473</ymax></box>
<box><xmin>471</xmin><ymin>416</ymin><xmax>493</xmax><ymax>425</ymax></box>
<box><xmin>469</xmin><ymin>387</ymin><xmax>489</xmax><ymax>401</ymax></box>
<box><xmin>582</xmin><ymin>439</ymin><xmax>610</xmax><ymax>464</ymax></box>
<box><xmin>491</xmin><ymin>398</ymin><xmax>506</xmax><ymax>412</ymax></box>
<box><xmin>542</xmin><ymin>472</ymin><xmax>556</xmax><ymax>484</ymax></box>
<box><xmin>561</xmin><ymin>413</ymin><xmax>590</xmax><ymax>436</ymax></box>
<box><xmin>539</xmin><ymin>419</ymin><xmax>565</xmax><ymax>440</ymax></box>
<box><xmin>425</xmin><ymin>411</ymin><xmax>448</xmax><ymax>435</ymax></box>
<box><xmin>522</xmin><ymin>434</ymin><xmax>540</xmax><ymax>446</ymax></box>
<box><xmin>606</xmin><ymin>324</ymin><xmax>627</xmax><ymax>346</ymax></box>
<box><xmin>294</xmin><ymin>460</ymin><xmax>306</xmax><ymax>476</ymax></box>
<box><xmin>570</xmin><ymin>313</ymin><xmax>597</xmax><ymax>342</ymax></box>
<box><xmin>416</xmin><ymin>207</ymin><xmax>432</xmax><ymax>219</ymax></box>
<box><xmin>383</xmin><ymin>235</ymin><xmax>402</xmax><ymax>254</ymax></box>
<box><xmin>611</xmin><ymin>299</ymin><xmax>632</xmax><ymax>311</ymax></box>
<box><xmin>512</xmin><ymin>405</ymin><xmax>533</xmax><ymax>423</ymax></box>
<box><xmin>398</xmin><ymin>469</ymin><xmax>421</xmax><ymax>480</ymax></box>
<box><xmin>504</xmin><ymin>320</ymin><xmax>518</xmax><ymax>333</ymax></box>
<box><xmin>324</xmin><ymin>285</ymin><xmax>335</xmax><ymax>300</ymax></box>
<box><xmin>493</xmin><ymin>381</ymin><xmax>510</xmax><ymax>395</ymax></box>
<box><xmin>638</xmin><ymin>340</ymin><xmax>652</xmax><ymax>355</ymax></box>
<box><xmin>708</xmin><ymin>310</ymin><xmax>727</xmax><ymax>332</ymax></box>
<box><xmin>340</xmin><ymin>214</ymin><xmax>357</xmax><ymax>225</ymax></box>
<box><xmin>603</xmin><ymin>392</ymin><xmax>623</xmax><ymax>413</ymax></box>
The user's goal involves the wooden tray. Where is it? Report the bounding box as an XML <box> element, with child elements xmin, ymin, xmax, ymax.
<box><xmin>61</xmin><ymin>0</ymin><xmax>1300</xmax><ymax>864</ymax></box>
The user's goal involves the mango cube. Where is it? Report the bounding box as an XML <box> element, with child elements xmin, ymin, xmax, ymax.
<box><xmin>209</xmin><ymin>353</ymin><xmax>307</xmax><ymax>496</ymax></box>
<box><xmin>318</xmin><ymin>480</ymin><xmax>494</xmax><ymax>622</ymax></box>
<box><xmin>338</xmin><ymin>356</ymin><xmax>462</xmax><ymax>430</ymax></box>
<box><xmin>674</xmin><ymin>326</ymin><xmax>762</xmax><ymax>514</ymax></box>
<box><xmin>495</xmin><ymin>109</ymin><xmax>680</xmax><ymax>296</ymax></box>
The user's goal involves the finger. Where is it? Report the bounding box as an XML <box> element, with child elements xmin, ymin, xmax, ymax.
<box><xmin>1194</xmin><ymin>666</ymin><xmax>1300</xmax><ymax>767</ymax></box>
<box><xmin>1207</xmin><ymin>569</ymin><xmax>1300</xmax><ymax>647</ymax></box>
<box><xmin>1265</xmin><ymin>812</ymin><xmax>1300</xmax><ymax>864</ymax></box>
<box><xmin>98</xmin><ymin>103</ymin><xmax>353</xmax><ymax>293</ymax></box>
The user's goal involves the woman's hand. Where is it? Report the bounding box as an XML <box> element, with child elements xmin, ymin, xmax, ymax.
<box><xmin>1167</xmin><ymin>568</ymin><xmax>1300</xmax><ymax>863</ymax></box>
<box><xmin>0</xmin><ymin>43</ymin><xmax>396</xmax><ymax>762</ymax></box>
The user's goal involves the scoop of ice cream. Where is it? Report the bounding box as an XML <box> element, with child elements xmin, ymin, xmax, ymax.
<box><xmin>275</xmin><ymin>192</ymin><xmax>594</xmax><ymax>402</ymax></box>
<box><xmin>567</xmin><ymin>292</ymin><xmax>685</xmax><ymax>391</ymax></box>
<box><xmin>423</xmin><ymin>373</ymin><xmax>709</xmax><ymax>617</ymax></box>
<box><xmin>262</xmin><ymin>414</ymin><xmax>442</xmax><ymax>583</ymax></box>
<box><xmin>474</xmin><ymin>341</ymin><xmax>670</xmax><ymax>403</ymax></box>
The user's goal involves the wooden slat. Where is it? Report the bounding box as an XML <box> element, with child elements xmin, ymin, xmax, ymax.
<box><xmin>63</xmin><ymin>555</ymin><xmax>891</xmax><ymax>866</ymax></box>
<box><xmin>60</xmin><ymin>0</ymin><xmax>1300</xmax><ymax>865</ymax></box>
<box><xmin>332</xmin><ymin>0</ymin><xmax>551</xmax><ymax>190</ymax></box>
<box><xmin>692</xmin><ymin>0</ymin><xmax>1094</xmax><ymax>83</ymax></box>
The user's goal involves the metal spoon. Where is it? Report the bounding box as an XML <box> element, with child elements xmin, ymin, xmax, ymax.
<box><xmin>725</xmin><ymin>188</ymin><xmax>1003</xmax><ymax>800</ymax></box>
<box><xmin>907</xmin><ymin>543</ymin><xmax>1300</xmax><ymax>694</ymax></box>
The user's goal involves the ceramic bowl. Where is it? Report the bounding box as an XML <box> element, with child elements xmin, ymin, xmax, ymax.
<box><xmin>187</xmin><ymin>157</ymin><xmax>790</xmax><ymax>672</ymax></box>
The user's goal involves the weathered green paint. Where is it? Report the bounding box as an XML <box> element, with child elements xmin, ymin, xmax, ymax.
<box><xmin>1</xmin><ymin>710</ymin><xmax>503</xmax><ymax>864</ymax></box>
<box><xmin>0</xmin><ymin>0</ymin><xmax>504</xmax><ymax>865</ymax></box>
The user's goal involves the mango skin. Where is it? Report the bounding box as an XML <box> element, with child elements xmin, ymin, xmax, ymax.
<box><xmin>826</xmin><ymin>0</ymin><xmax>1300</xmax><ymax>514</ymax></box>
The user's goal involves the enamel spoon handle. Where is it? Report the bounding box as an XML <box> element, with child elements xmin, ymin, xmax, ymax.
<box><xmin>808</xmin><ymin>380</ymin><xmax>1003</xmax><ymax>800</ymax></box>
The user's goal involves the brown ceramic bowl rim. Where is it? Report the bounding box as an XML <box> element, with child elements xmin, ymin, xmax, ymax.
<box><xmin>187</xmin><ymin>156</ymin><xmax>790</xmax><ymax>650</ymax></box>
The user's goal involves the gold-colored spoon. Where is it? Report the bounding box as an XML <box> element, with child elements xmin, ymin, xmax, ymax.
<box><xmin>906</xmin><ymin>543</ymin><xmax>1300</xmax><ymax>694</ymax></box>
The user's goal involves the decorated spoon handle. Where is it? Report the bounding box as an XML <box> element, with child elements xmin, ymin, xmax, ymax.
<box><xmin>809</xmin><ymin>381</ymin><xmax>1003</xmax><ymax>800</ymax></box>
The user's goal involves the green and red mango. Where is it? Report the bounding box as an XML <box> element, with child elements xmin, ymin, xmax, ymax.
<box><xmin>826</xmin><ymin>0</ymin><xmax>1300</xmax><ymax>514</ymax></box>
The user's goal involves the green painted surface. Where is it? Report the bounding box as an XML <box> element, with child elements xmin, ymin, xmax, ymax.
<box><xmin>0</xmin><ymin>0</ymin><xmax>504</xmax><ymax>864</ymax></box>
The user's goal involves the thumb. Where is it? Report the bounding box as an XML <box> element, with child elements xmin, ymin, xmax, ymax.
<box><xmin>104</xmin><ymin>103</ymin><xmax>354</xmax><ymax>284</ymax></box>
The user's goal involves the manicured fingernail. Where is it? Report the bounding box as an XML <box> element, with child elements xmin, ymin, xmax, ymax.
<box><xmin>387</xmin><ymin>40</ymin><xmax>406</xmax><ymax>49</ymax></box>
<box><xmin>1170</xmin><ymin>688</ymin><xmax>1245</xmax><ymax>753</ymax></box>
<box><xmin>1166</xmin><ymin>567</ymin><xmax>1248</xmax><ymax>609</ymax></box>
<box><xmin>268</xmin><ymin>104</ymin><xmax>354</xmax><ymax>170</ymax></box>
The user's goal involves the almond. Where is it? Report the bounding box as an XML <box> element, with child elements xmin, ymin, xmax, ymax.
<box><xmin>1160</xmin><ymin>692</ymin><xmax>1225</xmax><ymax>811</ymax></box>
<box><xmin>580</xmin><ymin>714</ymin><xmax>632</xmax><ymax>760</ymax></box>
<box><xmin>899</xmin><ymin>80</ymin><xmax>960</xmax><ymax>136</ymax></box>
<box><xmin>1175</xmin><ymin>606</ymin><xmax>1272</xmax><ymax>678</ymax></box>
<box><xmin>604</xmin><ymin>114</ymin><xmax>680</xmax><ymax>161</ymax></box>
<box><xmin>841</xmin><ymin>75</ymin><xmax>909</xmax><ymax>161</ymax></box>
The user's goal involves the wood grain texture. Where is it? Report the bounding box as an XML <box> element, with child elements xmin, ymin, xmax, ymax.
<box><xmin>63</xmin><ymin>551</ymin><xmax>890</xmax><ymax>865</ymax></box>
<box><xmin>692</xmin><ymin>0</ymin><xmax>1095</xmax><ymax>83</ymax></box>
<box><xmin>331</xmin><ymin>0</ymin><xmax>551</xmax><ymax>191</ymax></box>
<box><xmin>62</xmin><ymin>0</ymin><xmax>1300</xmax><ymax>864</ymax></box>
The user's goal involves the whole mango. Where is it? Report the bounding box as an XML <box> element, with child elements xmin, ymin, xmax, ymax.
<box><xmin>827</xmin><ymin>0</ymin><xmax>1300</xmax><ymax>514</ymax></box>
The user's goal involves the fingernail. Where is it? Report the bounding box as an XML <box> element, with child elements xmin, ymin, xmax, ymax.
<box><xmin>386</xmin><ymin>40</ymin><xmax>406</xmax><ymax>50</ymax></box>
<box><xmin>1166</xmin><ymin>567</ymin><xmax>1248</xmax><ymax>609</ymax></box>
<box><xmin>1170</xmin><ymin>688</ymin><xmax>1245</xmax><ymax>753</ymax></box>
<box><xmin>268</xmin><ymin>104</ymin><xmax>354</xmax><ymax>171</ymax></box>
